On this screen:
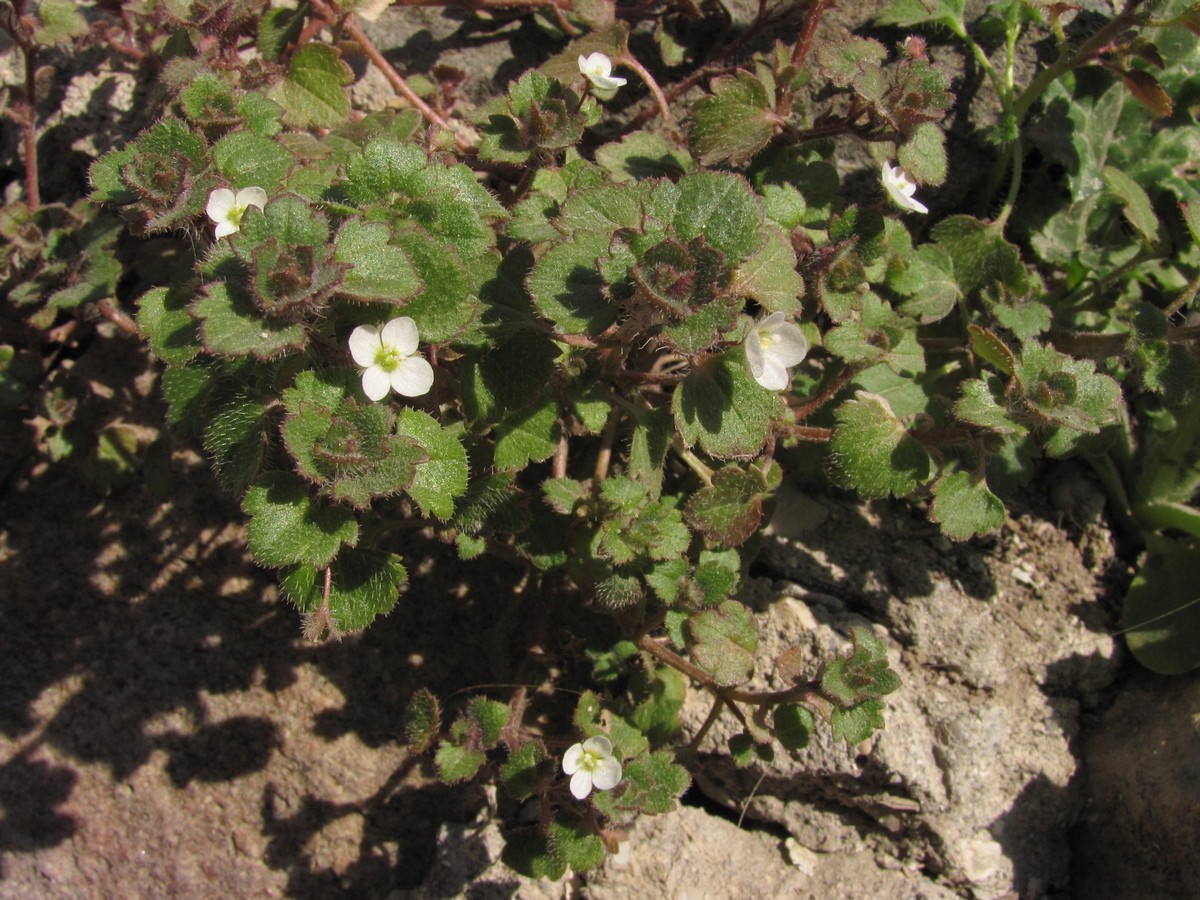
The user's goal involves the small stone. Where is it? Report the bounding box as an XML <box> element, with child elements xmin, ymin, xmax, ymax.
<box><xmin>958</xmin><ymin>836</ymin><xmax>1004</xmax><ymax>884</ymax></box>
<box><xmin>784</xmin><ymin>838</ymin><xmax>818</xmax><ymax>877</ymax></box>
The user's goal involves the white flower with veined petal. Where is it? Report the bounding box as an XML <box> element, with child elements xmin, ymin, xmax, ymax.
<box><xmin>562</xmin><ymin>735</ymin><xmax>622</xmax><ymax>800</ymax></box>
<box><xmin>205</xmin><ymin>186</ymin><xmax>268</xmax><ymax>239</ymax></box>
<box><xmin>881</xmin><ymin>161</ymin><xmax>928</xmax><ymax>215</ymax></box>
<box><xmin>578</xmin><ymin>52</ymin><xmax>627</xmax><ymax>91</ymax></box>
<box><xmin>349</xmin><ymin>317</ymin><xmax>435</xmax><ymax>401</ymax></box>
<box><xmin>745</xmin><ymin>312</ymin><xmax>808</xmax><ymax>391</ymax></box>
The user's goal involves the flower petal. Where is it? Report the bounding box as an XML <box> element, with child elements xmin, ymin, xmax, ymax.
<box><xmin>391</xmin><ymin>356</ymin><xmax>434</xmax><ymax>397</ymax></box>
<box><xmin>562</xmin><ymin>742</ymin><xmax>584</xmax><ymax>775</ymax></box>
<box><xmin>237</xmin><ymin>186</ymin><xmax>268</xmax><ymax>211</ymax></box>
<box><xmin>569</xmin><ymin>769</ymin><xmax>593</xmax><ymax>800</ymax></box>
<box><xmin>213</xmin><ymin>220</ymin><xmax>239</xmax><ymax>239</ymax></box>
<box><xmin>349</xmin><ymin>324</ymin><xmax>381</xmax><ymax>367</ymax></box>
<box><xmin>744</xmin><ymin>329</ymin><xmax>766</xmax><ymax>378</ymax></box>
<box><xmin>361</xmin><ymin>366</ymin><xmax>391</xmax><ymax>401</ymax></box>
<box><xmin>205</xmin><ymin>188</ymin><xmax>235</xmax><ymax>222</ymax></box>
<box><xmin>770</xmin><ymin>324</ymin><xmax>809</xmax><ymax>368</ymax></box>
<box><xmin>590</xmin><ymin>757</ymin><xmax>622</xmax><ymax>791</ymax></box>
<box><xmin>582</xmin><ymin>735</ymin><xmax>613</xmax><ymax>757</ymax></box>
<box><xmin>381</xmin><ymin>316</ymin><xmax>419</xmax><ymax>355</ymax></box>
<box><xmin>754</xmin><ymin>358</ymin><xmax>790</xmax><ymax>391</ymax></box>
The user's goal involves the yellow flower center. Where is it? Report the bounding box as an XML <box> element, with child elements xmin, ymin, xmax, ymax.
<box><xmin>374</xmin><ymin>345</ymin><xmax>403</xmax><ymax>373</ymax></box>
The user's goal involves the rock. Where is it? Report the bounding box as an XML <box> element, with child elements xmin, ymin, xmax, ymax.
<box><xmin>677</xmin><ymin>486</ymin><xmax>1123</xmax><ymax>897</ymax></box>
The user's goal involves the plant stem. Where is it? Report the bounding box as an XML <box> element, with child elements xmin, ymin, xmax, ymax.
<box><xmin>1011</xmin><ymin>2</ymin><xmax>1148</xmax><ymax>125</ymax></box>
<box><xmin>617</xmin><ymin>53</ymin><xmax>671</xmax><ymax>126</ymax></box>
<box><xmin>1164</xmin><ymin>269</ymin><xmax>1200</xmax><ymax>319</ymax></box>
<box><xmin>95</xmin><ymin>299</ymin><xmax>140</xmax><ymax>336</ymax></box>
<box><xmin>791</xmin><ymin>0</ymin><xmax>830</xmax><ymax>67</ymax></box>
<box><xmin>21</xmin><ymin>40</ymin><xmax>39</xmax><ymax>208</ymax></box>
<box><xmin>636</xmin><ymin>635</ymin><xmax>821</xmax><ymax>708</ymax></box>
<box><xmin>313</xmin><ymin>1</ymin><xmax>473</xmax><ymax>153</ymax></box>
<box><xmin>671</xmin><ymin>439</ymin><xmax>714</xmax><ymax>486</ymax></box>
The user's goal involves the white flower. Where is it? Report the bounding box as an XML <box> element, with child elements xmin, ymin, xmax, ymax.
<box><xmin>348</xmin><ymin>317</ymin><xmax>435</xmax><ymax>401</ymax></box>
<box><xmin>562</xmin><ymin>735</ymin><xmax>622</xmax><ymax>800</ymax></box>
<box><xmin>745</xmin><ymin>312</ymin><xmax>808</xmax><ymax>391</ymax></box>
<box><xmin>881</xmin><ymin>161</ymin><xmax>928</xmax><ymax>215</ymax></box>
<box><xmin>205</xmin><ymin>186</ymin><xmax>268</xmax><ymax>239</ymax></box>
<box><xmin>578</xmin><ymin>52</ymin><xmax>627</xmax><ymax>91</ymax></box>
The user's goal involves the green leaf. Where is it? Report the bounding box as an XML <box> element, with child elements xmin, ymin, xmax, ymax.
<box><xmin>613</xmin><ymin>749</ymin><xmax>690</xmax><ymax>815</ymax></box>
<box><xmin>773</xmin><ymin>703</ymin><xmax>816</xmax><ymax>752</ymax></box>
<box><xmin>500</xmin><ymin>743</ymin><xmax>547</xmax><ymax>801</ymax></box>
<box><xmin>204</xmin><ymin>393</ymin><xmax>269</xmax><ymax>491</ymax></box>
<box><xmin>831</xmin><ymin>700</ymin><xmax>886</xmax><ymax>745</ymax></box>
<box><xmin>334</xmin><ymin>220</ymin><xmax>422</xmax><ymax>302</ymax></box>
<box><xmin>212</xmin><ymin>132</ymin><xmax>292</xmax><ymax>190</ymax></box>
<box><xmin>403</xmin><ymin>688</ymin><xmax>440</xmax><ymax>753</ymax></box>
<box><xmin>258</xmin><ymin>4</ymin><xmax>306</xmax><ymax>61</ymax></box>
<box><xmin>820</xmin><ymin>626</ymin><xmax>900</xmax><ymax>708</ymax></box>
<box><xmin>269</xmin><ymin>42</ymin><xmax>353</xmax><ymax>128</ymax></box>
<box><xmin>573</xmin><ymin>690</ymin><xmax>603</xmax><ymax>731</ymax></box>
<box><xmin>1015</xmin><ymin>342</ymin><xmax>1122</xmax><ymax>457</ymax></box>
<box><xmin>1123</xmin><ymin>536</ymin><xmax>1200</xmax><ymax>674</ymax></box>
<box><xmin>192</xmin><ymin>282</ymin><xmax>308</xmax><ymax>359</ymax></box>
<box><xmin>955</xmin><ymin>376</ymin><xmax>1026</xmax><ymax>435</ymax></box>
<box><xmin>684</xmin><ymin>466</ymin><xmax>764</xmax><ymax>548</ymax></box>
<box><xmin>730</xmin><ymin>227</ymin><xmax>803</xmax><ymax>315</ymax></box>
<box><xmin>673</xmin><ymin>173</ymin><xmax>764</xmax><ymax>262</ymax></box>
<box><xmin>969</xmin><ymin>324</ymin><xmax>1017</xmax><ymax>376</ymax></box>
<box><xmin>280</xmin><ymin>547</ymin><xmax>406</xmax><ymax>632</ymax></box>
<box><xmin>674</xmin><ymin>351</ymin><xmax>778</xmax><ymax>459</ymax></box>
<box><xmin>556</xmin><ymin>183</ymin><xmax>645</xmax><ymax>233</ymax></box>
<box><xmin>527</xmin><ymin>231</ymin><xmax>615</xmax><ymax>334</ymax></box>
<box><xmin>435</xmin><ymin>743</ymin><xmax>485</xmax><ymax>783</ymax></box>
<box><xmin>494</xmin><ymin>401</ymin><xmax>561</xmax><ymax>471</ymax></box>
<box><xmin>138</xmin><ymin>285</ymin><xmax>201</xmax><ymax>365</ymax></box>
<box><xmin>992</xmin><ymin>298</ymin><xmax>1052</xmax><ymax>340</ymax></box>
<box><xmin>237</xmin><ymin>92</ymin><xmax>284</xmax><ymax>137</ymax></box>
<box><xmin>234</xmin><ymin>194</ymin><xmax>329</xmax><ymax>247</ymax></box>
<box><xmin>893</xmin><ymin>243</ymin><xmax>959</xmax><ymax>323</ymax></box>
<box><xmin>931</xmin><ymin>470</ymin><xmax>1006</xmax><ymax>540</ymax></box>
<box><xmin>89</xmin><ymin>147</ymin><xmax>138</xmax><ymax>204</ymax></box>
<box><xmin>395</xmin><ymin>410</ymin><xmax>468</xmax><ymax>519</ymax></box>
<box><xmin>1103</xmin><ymin>165</ymin><xmax>1162</xmax><ymax>247</ymax></box>
<box><xmin>83</xmin><ymin>423</ymin><xmax>143</xmax><ymax>492</ymax></box>
<box><xmin>243</xmin><ymin>471</ymin><xmax>359</xmax><ymax>568</ymax></box>
<box><xmin>31</xmin><ymin>0</ymin><xmax>87</xmax><ymax>45</ymax></box>
<box><xmin>595</xmin><ymin>131</ymin><xmax>691</xmax><ymax>181</ymax></box>
<box><xmin>688</xmin><ymin>600</ymin><xmax>758</xmax><ymax>687</ymax></box>
<box><xmin>467</xmin><ymin>697</ymin><xmax>511</xmax><ymax>746</ymax></box>
<box><xmin>815</xmin><ymin>36</ymin><xmax>888</xmax><ymax>87</ymax></box>
<box><xmin>390</xmin><ymin>228</ymin><xmax>476</xmax><ymax>344</ymax></box>
<box><xmin>162</xmin><ymin>363</ymin><xmax>216</xmax><ymax>436</ymax></box>
<box><xmin>548</xmin><ymin>819</ymin><xmax>606</xmax><ymax>873</ymax></box>
<box><xmin>501</xmin><ymin>833</ymin><xmax>567</xmax><ymax>881</ymax></box>
<box><xmin>898</xmin><ymin>122</ymin><xmax>948</xmax><ymax>185</ymax></box>
<box><xmin>628</xmin><ymin>666</ymin><xmax>686</xmax><ymax>746</ymax></box>
<box><xmin>876</xmin><ymin>0</ymin><xmax>965</xmax><ymax>28</ymax></box>
<box><xmin>688</xmin><ymin>72</ymin><xmax>777</xmax><ymax>167</ymax></box>
<box><xmin>830</xmin><ymin>391</ymin><xmax>932</xmax><ymax>498</ymax></box>
<box><xmin>932</xmin><ymin>215</ymin><xmax>1028</xmax><ymax>299</ymax></box>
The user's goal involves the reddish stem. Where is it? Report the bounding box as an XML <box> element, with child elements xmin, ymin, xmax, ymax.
<box><xmin>21</xmin><ymin>41</ymin><xmax>39</xmax><ymax>208</ymax></box>
<box><xmin>792</xmin><ymin>0</ymin><xmax>831</xmax><ymax>67</ymax></box>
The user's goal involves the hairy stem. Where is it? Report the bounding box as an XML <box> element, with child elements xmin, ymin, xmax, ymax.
<box><xmin>313</xmin><ymin>1</ymin><xmax>473</xmax><ymax>153</ymax></box>
<box><xmin>617</xmin><ymin>53</ymin><xmax>672</xmax><ymax>126</ymax></box>
<box><xmin>21</xmin><ymin>40</ymin><xmax>38</xmax><ymax>208</ymax></box>
<box><xmin>636</xmin><ymin>635</ymin><xmax>821</xmax><ymax>708</ymax></box>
